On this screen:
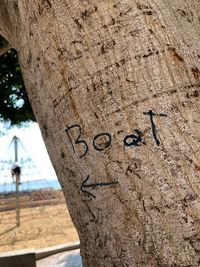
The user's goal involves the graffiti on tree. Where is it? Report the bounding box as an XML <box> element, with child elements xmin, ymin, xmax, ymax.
<box><xmin>80</xmin><ymin>175</ymin><xmax>119</xmax><ymax>199</ymax></box>
<box><xmin>65</xmin><ymin>110</ymin><xmax>167</xmax><ymax>198</ymax></box>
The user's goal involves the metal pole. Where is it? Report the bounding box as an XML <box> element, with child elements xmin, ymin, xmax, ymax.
<box><xmin>14</xmin><ymin>136</ymin><xmax>20</xmax><ymax>227</ymax></box>
<box><xmin>14</xmin><ymin>136</ymin><xmax>18</xmax><ymax>162</ymax></box>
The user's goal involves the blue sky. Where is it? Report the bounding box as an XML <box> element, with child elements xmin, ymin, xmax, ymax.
<box><xmin>0</xmin><ymin>122</ymin><xmax>57</xmax><ymax>183</ymax></box>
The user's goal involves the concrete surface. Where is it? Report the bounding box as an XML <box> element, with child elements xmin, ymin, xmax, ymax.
<box><xmin>36</xmin><ymin>249</ymin><xmax>82</xmax><ymax>267</ymax></box>
<box><xmin>0</xmin><ymin>249</ymin><xmax>36</xmax><ymax>267</ymax></box>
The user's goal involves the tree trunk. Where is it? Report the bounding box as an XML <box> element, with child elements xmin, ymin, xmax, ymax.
<box><xmin>1</xmin><ymin>0</ymin><xmax>200</xmax><ymax>266</ymax></box>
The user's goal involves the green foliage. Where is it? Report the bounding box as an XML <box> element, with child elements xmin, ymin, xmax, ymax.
<box><xmin>0</xmin><ymin>35</ymin><xmax>35</xmax><ymax>125</ymax></box>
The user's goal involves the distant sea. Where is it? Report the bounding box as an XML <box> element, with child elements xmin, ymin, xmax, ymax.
<box><xmin>0</xmin><ymin>179</ymin><xmax>61</xmax><ymax>193</ymax></box>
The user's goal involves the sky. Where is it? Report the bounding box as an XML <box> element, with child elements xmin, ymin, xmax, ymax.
<box><xmin>0</xmin><ymin>122</ymin><xmax>57</xmax><ymax>183</ymax></box>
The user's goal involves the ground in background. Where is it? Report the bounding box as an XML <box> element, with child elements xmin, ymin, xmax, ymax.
<box><xmin>0</xmin><ymin>203</ymin><xmax>79</xmax><ymax>252</ymax></box>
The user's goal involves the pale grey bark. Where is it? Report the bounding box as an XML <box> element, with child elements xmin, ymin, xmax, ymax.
<box><xmin>0</xmin><ymin>1</ymin><xmax>200</xmax><ymax>266</ymax></box>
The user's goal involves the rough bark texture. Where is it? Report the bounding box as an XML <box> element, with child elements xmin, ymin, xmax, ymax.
<box><xmin>1</xmin><ymin>0</ymin><xmax>200</xmax><ymax>266</ymax></box>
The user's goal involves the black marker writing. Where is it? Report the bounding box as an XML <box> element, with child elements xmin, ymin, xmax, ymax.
<box><xmin>143</xmin><ymin>110</ymin><xmax>167</xmax><ymax>146</ymax></box>
<box><xmin>93</xmin><ymin>133</ymin><xmax>112</xmax><ymax>151</ymax></box>
<box><xmin>80</xmin><ymin>175</ymin><xmax>119</xmax><ymax>199</ymax></box>
<box><xmin>65</xmin><ymin>124</ymin><xmax>88</xmax><ymax>159</ymax></box>
<box><xmin>124</xmin><ymin>129</ymin><xmax>143</xmax><ymax>147</ymax></box>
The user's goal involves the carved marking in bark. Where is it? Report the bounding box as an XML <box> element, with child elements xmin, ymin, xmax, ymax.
<box><xmin>38</xmin><ymin>0</ymin><xmax>52</xmax><ymax>16</ymax></box>
<box><xmin>191</xmin><ymin>67</ymin><xmax>200</xmax><ymax>82</ymax></box>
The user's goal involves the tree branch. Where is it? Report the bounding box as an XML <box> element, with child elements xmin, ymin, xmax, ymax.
<box><xmin>0</xmin><ymin>0</ymin><xmax>19</xmax><ymax>45</ymax></box>
<box><xmin>0</xmin><ymin>1</ymin><xmax>12</xmax><ymax>43</ymax></box>
<box><xmin>0</xmin><ymin>42</ymin><xmax>12</xmax><ymax>56</ymax></box>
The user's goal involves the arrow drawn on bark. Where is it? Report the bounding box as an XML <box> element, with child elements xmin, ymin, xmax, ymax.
<box><xmin>80</xmin><ymin>175</ymin><xmax>119</xmax><ymax>199</ymax></box>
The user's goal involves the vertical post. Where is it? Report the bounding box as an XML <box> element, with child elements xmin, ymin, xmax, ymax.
<box><xmin>14</xmin><ymin>136</ymin><xmax>20</xmax><ymax>227</ymax></box>
<box><xmin>14</xmin><ymin>136</ymin><xmax>18</xmax><ymax>163</ymax></box>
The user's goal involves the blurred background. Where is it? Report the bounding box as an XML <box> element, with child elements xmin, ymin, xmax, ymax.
<box><xmin>0</xmin><ymin>35</ymin><xmax>79</xmax><ymax>254</ymax></box>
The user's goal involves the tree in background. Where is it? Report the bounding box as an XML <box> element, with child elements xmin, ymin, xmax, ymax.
<box><xmin>0</xmin><ymin>1</ymin><xmax>200</xmax><ymax>266</ymax></box>
<box><xmin>0</xmin><ymin>35</ymin><xmax>35</xmax><ymax>125</ymax></box>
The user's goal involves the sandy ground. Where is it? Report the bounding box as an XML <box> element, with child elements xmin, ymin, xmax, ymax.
<box><xmin>0</xmin><ymin>203</ymin><xmax>79</xmax><ymax>253</ymax></box>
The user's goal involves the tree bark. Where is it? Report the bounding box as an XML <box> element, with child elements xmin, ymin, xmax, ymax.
<box><xmin>1</xmin><ymin>0</ymin><xmax>200</xmax><ymax>266</ymax></box>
